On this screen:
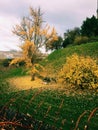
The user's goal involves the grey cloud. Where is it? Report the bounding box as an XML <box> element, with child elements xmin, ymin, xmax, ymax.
<box><xmin>0</xmin><ymin>0</ymin><xmax>29</xmax><ymax>17</ymax></box>
<box><xmin>0</xmin><ymin>0</ymin><xmax>97</xmax><ymax>50</ymax></box>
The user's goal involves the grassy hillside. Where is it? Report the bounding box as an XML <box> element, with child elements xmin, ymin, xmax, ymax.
<box><xmin>42</xmin><ymin>42</ymin><xmax>98</xmax><ymax>73</ymax></box>
<box><xmin>0</xmin><ymin>89</ymin><xmax>98</xmax><ymax>130</ymax></box>
<box><xmin>0</xmin><ymin>42</ymin><xmax>98</xmax><ymax>130</ymax></box>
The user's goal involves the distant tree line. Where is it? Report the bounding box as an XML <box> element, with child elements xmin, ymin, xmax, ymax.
<box><xmin>50</xmin><ymin>15</ymin><xmax>98</xmax><ymax>50</ymax></box>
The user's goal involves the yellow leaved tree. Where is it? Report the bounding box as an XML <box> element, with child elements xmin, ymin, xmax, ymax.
<box><xmin>10</xmin><ymin>7</ymin><xmax>58</xmax><ymax>80</ymax></box>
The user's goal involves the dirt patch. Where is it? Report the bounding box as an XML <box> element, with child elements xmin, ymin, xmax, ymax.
<box><xmin>8</xmin><ymin>76</ymin><xmax>57</xmax><ymax>90</ymax></box>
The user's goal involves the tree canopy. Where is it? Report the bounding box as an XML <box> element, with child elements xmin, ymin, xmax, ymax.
<box><xmin>63</xmin><ymin>27</ymin><xmax>80</xmax><ymax>47</ymax></box>
<box><xmin>81</xmin><ymin>15</ymin><xmax>98</xmax><ymax>37</ymax></box>
<box><xmin>46</xmin><ymin>36</ymin><xmax>63</xmax><ymax>50</ymax></box>
<box><xmin>11</xmin><ymin>7</ymin><xmax>58</xmax><ymax>67</ymax></box>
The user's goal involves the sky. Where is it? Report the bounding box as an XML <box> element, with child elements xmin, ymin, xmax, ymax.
<box><xmin>0</xmin><ymin>0</ymin><xmax>97</xmax><ymax>51</ymax></box>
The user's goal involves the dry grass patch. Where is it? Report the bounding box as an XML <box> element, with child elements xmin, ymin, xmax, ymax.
<box><xmin>8</xmin><ymin>76</ymin><xmax>58</xmax><ymax>90</ymax></box>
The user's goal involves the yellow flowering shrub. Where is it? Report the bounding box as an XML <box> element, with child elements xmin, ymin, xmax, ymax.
<box><xmin>58</xmin><ymin>54</ymin><xmax>98</xmax><ymax>90</ymax></box>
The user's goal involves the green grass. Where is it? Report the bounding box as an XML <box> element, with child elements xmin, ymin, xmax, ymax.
<box><xmin>0</xmin><ymin>89</ymin><xmax>98</xmax><ymax>129</ymax></box>
<box><xmin>0</xmin><ymin>64</ymin><xmax>28</xmax><ymax>93</ymax></box>
<box><xmin>41</xmin><ymin>42</ymin><xmax>98</xmax><ymax>72</ymax></box>
<box><xmin>0</xmin><ymin>42</ymin><xmax>98</xmax><ymax>129</ymax></box>
<box><xmin>1</xmin><ymin>67</ymin><xmax>27</xmax><ymax>78</ymax></box>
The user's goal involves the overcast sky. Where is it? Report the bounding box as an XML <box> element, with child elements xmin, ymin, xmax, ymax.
<box><xmin>0</xmin><ymin>0</ymin><xmax>97</xmax><ymax>51</ymax></box>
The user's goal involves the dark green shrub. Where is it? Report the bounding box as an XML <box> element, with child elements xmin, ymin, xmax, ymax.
<box><xmin>2</xmin><ymin>58</ymin><xmax>12</xmax><ymax>67</ymax></box>
<box><xmin>74</xmin><ymin>36</ymin><xmax>89</xmax><ymax>45</ymax></box>
<box><xmin>89</xmin><ymin>36</ymin><xmax>98</xmax><ymax>42</ymax></box>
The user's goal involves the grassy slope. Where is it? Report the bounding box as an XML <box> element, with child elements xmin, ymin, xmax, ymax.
<box><xmin>0</xmin><ymin>89</ymin><xmax>98</xmax><ymax>130</ymax></box>
<box><xmin>41</xmin><ymin>42</ymin><xmax>98</xmax><ymax>73</ymax></box>
<box><xmin>0</xmin><ymin>42</ymin><xmax>98</xmax><ymax>129</ymax></box>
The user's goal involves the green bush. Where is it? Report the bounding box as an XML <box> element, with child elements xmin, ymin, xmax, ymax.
<box><xmin>58</xmin><ymin>54</ymin><xmax>98</xmax><ymax>90</ymax></box>
<box><xmin>74</xmin><ymin>36</ymin><xmax>89</xmax><ymax>45</ymax></box>
<box><xmin>2</xmin><ymin>58</ymin><xmax>12</xmax><ymax>67</ymax></box>
<box><xmin>89</xmin><ymin>36</ymin><xmax>98</xmax><ymax>42</ymax></box>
